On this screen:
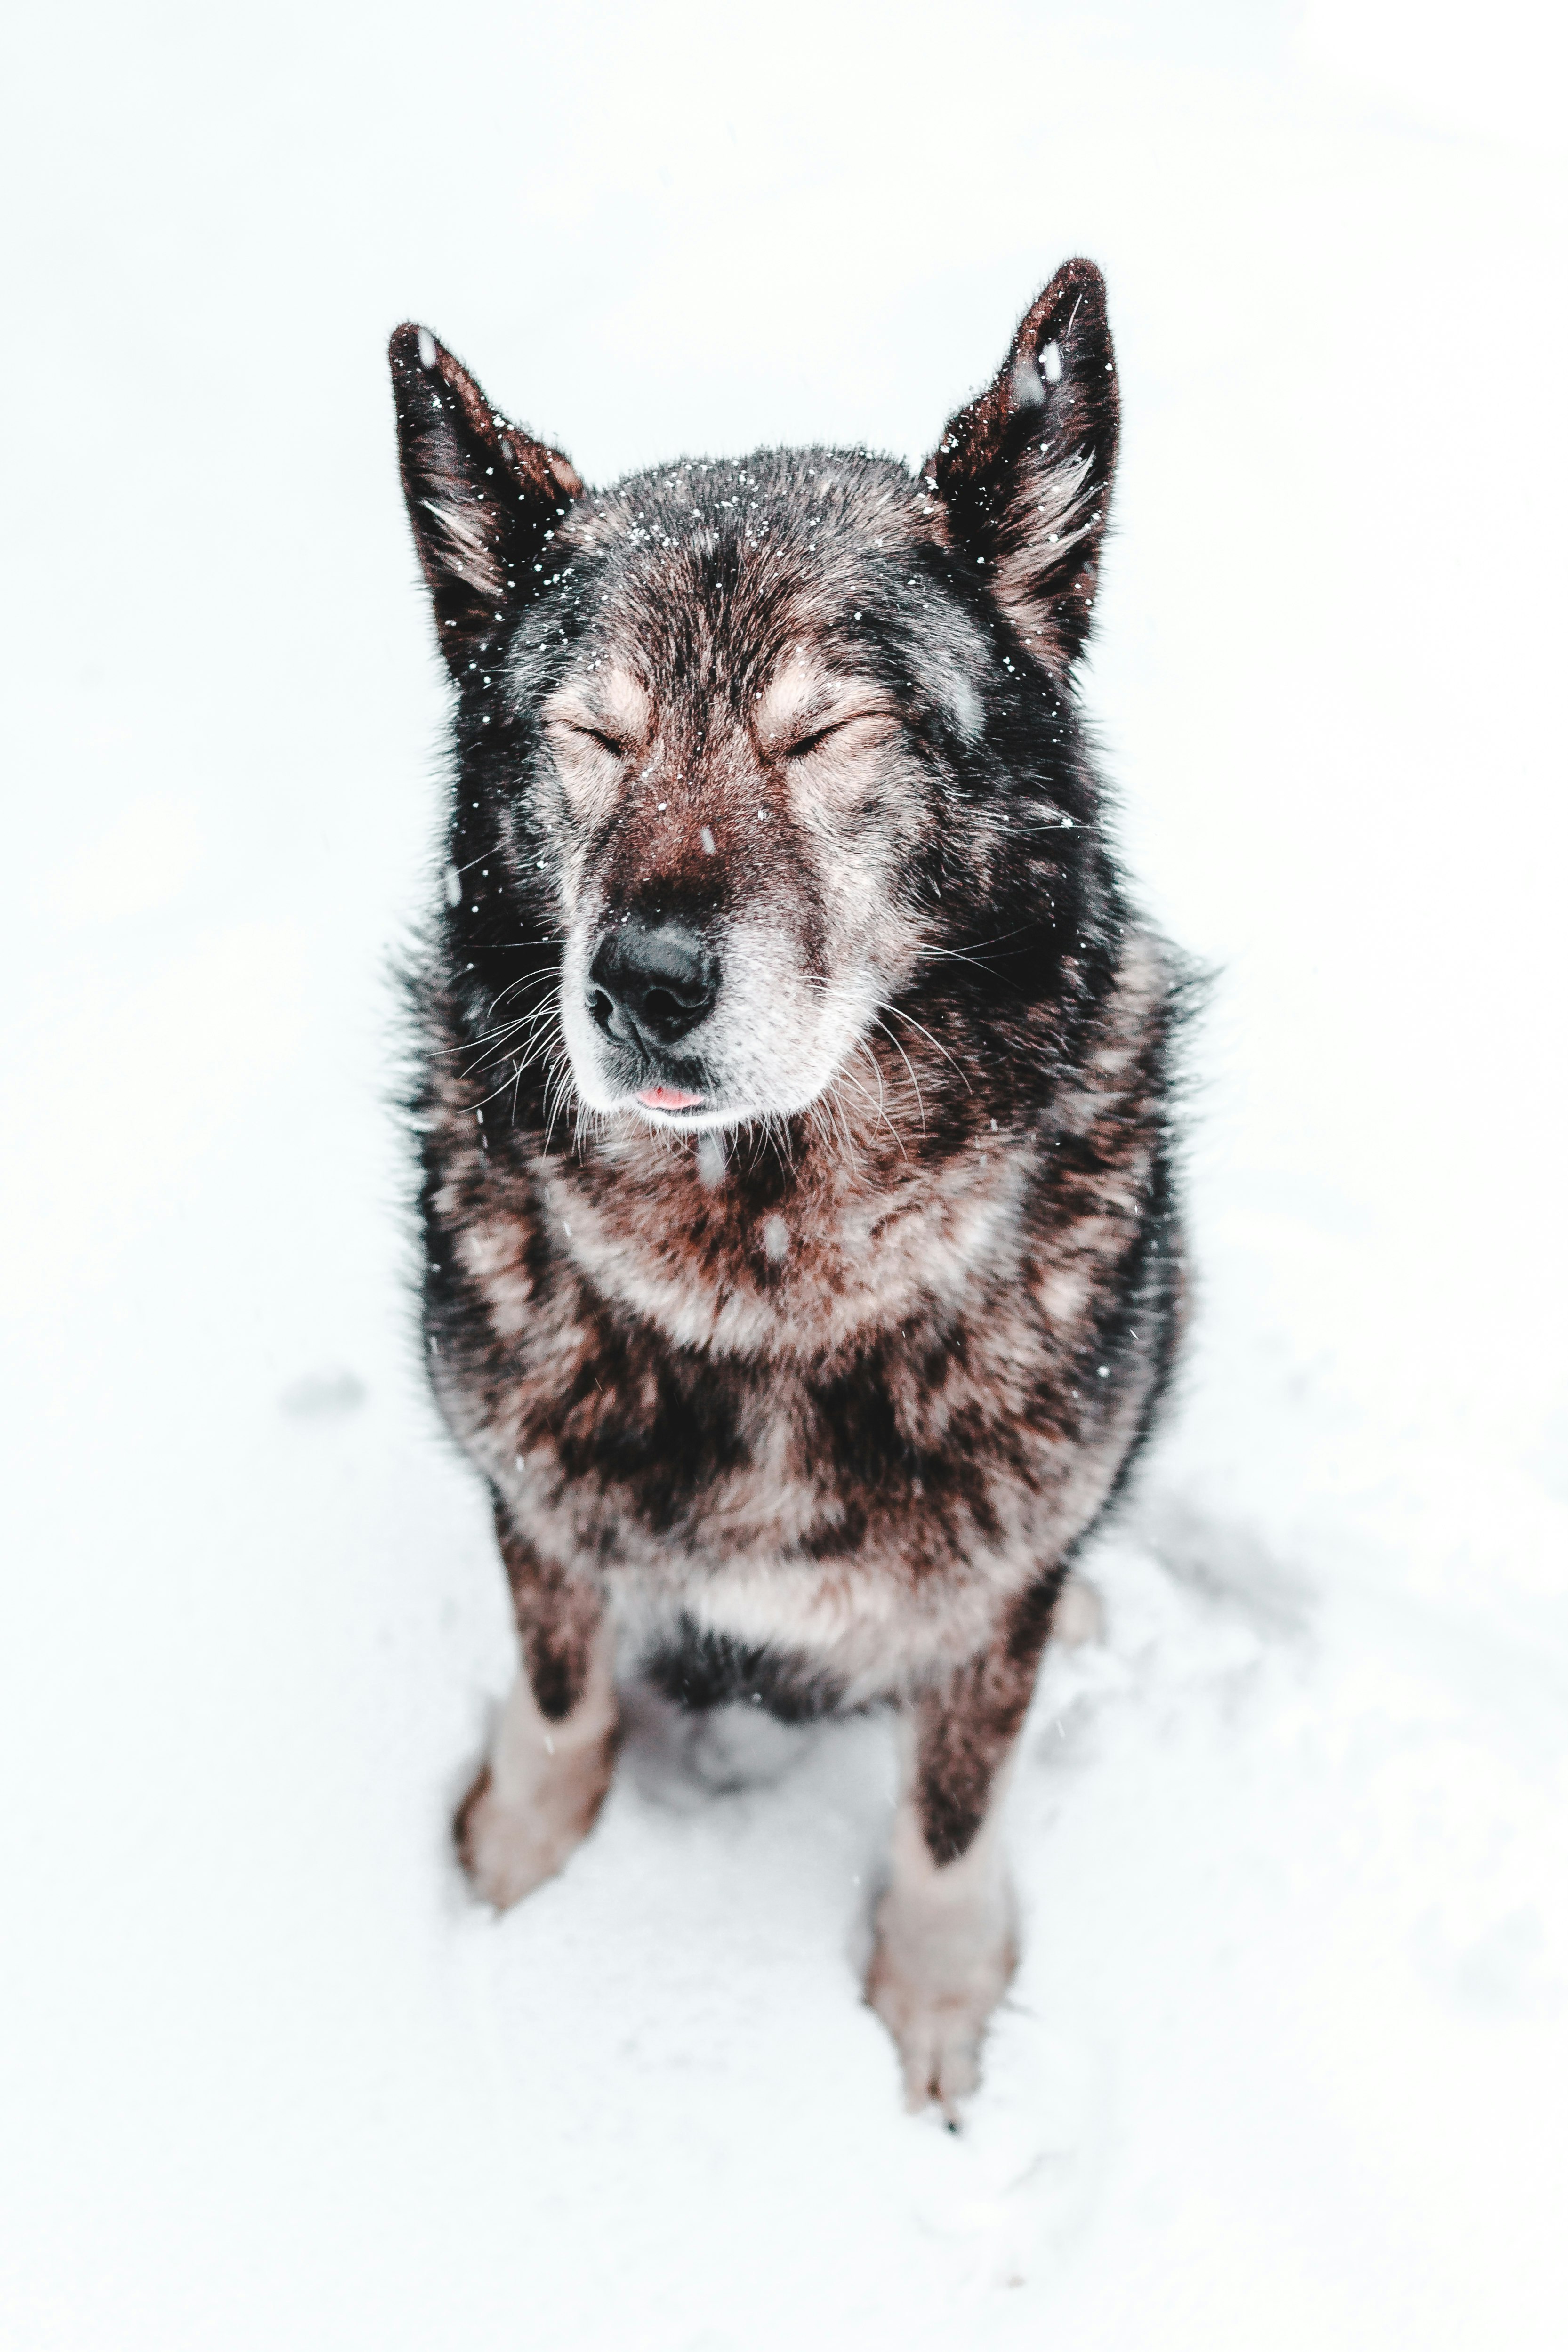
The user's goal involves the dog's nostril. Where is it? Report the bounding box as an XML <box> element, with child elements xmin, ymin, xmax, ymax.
<box><xmin>588</xmin><ymin>918</ymin><xmax>719</xmax><ymax>1048</ymax></box>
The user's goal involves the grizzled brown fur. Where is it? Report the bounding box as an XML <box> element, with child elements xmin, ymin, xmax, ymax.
<box><xmin>389</xmin><ymin>261</ymin><xmax>1189</xmax><ymax>2111</ymax></box>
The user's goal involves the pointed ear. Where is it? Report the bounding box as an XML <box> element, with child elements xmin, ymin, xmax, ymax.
<box><xmin>926</xmin><ymin>259</ymin><xmax>1119</xmax><ymax>670</ymax></box>
<box><xmin>388</xmin><ymin>324</ymin><xmax>583</xmax><ymax>673</ymax></box>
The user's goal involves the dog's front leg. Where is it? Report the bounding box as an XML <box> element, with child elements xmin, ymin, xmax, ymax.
<box><xmin>454</xmin><ymin>1503</ymin><xmax>618</xmax><ymax>1910</ymax></box>
<box><xmin>867</xmin><ymin>1578</ymin><xmax>1060</xmax><ymax>2115</ymax></box>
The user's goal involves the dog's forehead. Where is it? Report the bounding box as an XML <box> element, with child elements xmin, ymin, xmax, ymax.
<box><xmin>569</xmin><ymin>451</ymin><xmax>933</xmax><ymax>602</ymax></box>
<box><xmin>522</xmin><ymin>449</ymin><xmax>1010</xmax><ymax>773</ymax></box>
<box><xmin>548</xmin><ymin>453</ymin><xmax>941</xmax><ymax>724</ymax></box>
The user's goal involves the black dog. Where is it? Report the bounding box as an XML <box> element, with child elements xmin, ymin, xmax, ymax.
<box><xmin>389</xmin><ymin>259</ymin><xmax>1187</xmax><ymax>2110</ymax></box>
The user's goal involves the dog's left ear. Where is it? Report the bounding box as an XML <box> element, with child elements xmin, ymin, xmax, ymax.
<box><xmin>926</xmin><ymin>258</ymin><xmax>1119</xmax><ymax>669</ymax></box>
<box><xmin>389</xmin><ymin>324</ymin><xmax>583</xmax><ymax>673</ymax></box>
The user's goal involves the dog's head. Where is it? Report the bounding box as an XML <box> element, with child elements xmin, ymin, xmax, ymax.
<box><xmin>391</xmin><ymin>265</ymin><xmax>1119</xmax><ymax>1138</ymax></box>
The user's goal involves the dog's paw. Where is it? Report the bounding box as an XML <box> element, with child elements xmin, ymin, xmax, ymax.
<box><xmin>453</xmin><ymin>1768</ymin><xmax>578</xmax><ymax>1909</ymax></box>
<box><xmin>453</xmin><ymin>1703</ymin><xmax>616</xmax><ymax>1910</ymax></box>
<box><xmin>866</xmin><ymin>1903</ymin><xmax>1017</xmax><ymax>2118</ymax></box>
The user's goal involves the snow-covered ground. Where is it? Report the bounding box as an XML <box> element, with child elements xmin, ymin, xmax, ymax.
<box><xmin>4</xmin><ymin>4</ymin><xmax>1566</xmax><ymax>2344</ymax></box>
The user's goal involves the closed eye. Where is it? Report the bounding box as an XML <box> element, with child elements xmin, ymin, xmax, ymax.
<box><xmin>783</xmin><ymin>713</ymin><xmax>893</xmax><ymax>760</ymax></box>
<box><xmin>784</xmin><ymin>722</ymin><xmax>844</xmax><ymax>760</ymax></box>
<box><xmin>575</xmin><ymin>726</ymin><xmax>626</xmax><ymax>757</ymax></box>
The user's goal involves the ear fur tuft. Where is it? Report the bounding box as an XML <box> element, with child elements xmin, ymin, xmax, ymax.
<box><xmin>928</xmin><ymin>259</ymin><xmax>1119</xmax><ymax>670</ymax></box>
<box><xmin>387</xmin><ymin>324</ymin><xmax>582</xmax><ymax>672</ymax></box>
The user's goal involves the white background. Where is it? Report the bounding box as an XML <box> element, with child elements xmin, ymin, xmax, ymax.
<box><xmin>3</xmin><ymin>3</ymin><xmax>1566</xmax><ymax>2344</ymax></box>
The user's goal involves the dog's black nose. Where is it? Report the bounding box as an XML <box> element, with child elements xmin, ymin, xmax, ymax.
<box><xmin>588</xmin><ymin>919</ymin><xmax>719</xmax><ymax>1048</ymax></box>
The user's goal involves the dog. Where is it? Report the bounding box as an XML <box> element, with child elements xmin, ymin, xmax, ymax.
<box><xmin>388</xmin><ymin>258</ymin><xmax>1188</xmax><ymax>2113</ymax></box>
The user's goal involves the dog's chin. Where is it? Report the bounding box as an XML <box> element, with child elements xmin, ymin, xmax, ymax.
<box><xmin>564</xmin><ymin>1050</ymin><xmax>834</xmax><ymax>1139</ymax></box>
<box><xmin>634</xmin><ymin>1098</ymin><xmax>753</xmax><ymax>1135</ymax></box>
<box><xmin>619</xmin><ymin>1088</ymin><xmax>811</xmax><ymax>1138</ymax></box>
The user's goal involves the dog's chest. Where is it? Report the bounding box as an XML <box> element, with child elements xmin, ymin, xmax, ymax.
<box><xmin>436</xmin><ymin>1125</ymin><xmax>1079</xmax><ymax>1576</ymax></box>
<box><xmin>536</xmin><ymin>1130</ymin><xmax>1034</xmax><ymax>1357</ymax></box>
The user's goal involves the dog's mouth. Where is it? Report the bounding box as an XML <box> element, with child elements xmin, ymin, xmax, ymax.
<box><xmin>637</xmin><ymin>1084</ymin><xmax>706</xmax><ymax>1114</ymax></box>
<box><xmin>627</xmin><ymin>1071</ymin><xmax>756</xmax><ymax>1133</ymax></box>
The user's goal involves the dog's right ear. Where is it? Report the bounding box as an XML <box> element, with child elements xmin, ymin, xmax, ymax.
<box><xmin>389</xmin><ymin>324</ymin><xmax>582</xmax><ymax>674</ymax></box>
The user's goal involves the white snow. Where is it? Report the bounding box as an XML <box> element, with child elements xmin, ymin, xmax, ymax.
<box><xmin>2</xmin><ymin>4</ymin><xmax>1565</xmax><ymax>2350</ymax></box>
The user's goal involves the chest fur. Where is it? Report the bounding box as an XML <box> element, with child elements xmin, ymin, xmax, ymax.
<box><xmin>431</xmin><ymin>1129</ymin><xmax>1148</xmax><ymax>1572</ymax></box>
<box><xmin>420</xmin><ymin>932</ymin><xmax>1176</xmax><ymax>1620</ymax></box>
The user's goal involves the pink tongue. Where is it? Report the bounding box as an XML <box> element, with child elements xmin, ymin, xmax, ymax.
<box><xmin>638</xmin><ymin>1085</ymin><xmax>705</xmax><ymax>1111</ymax></box>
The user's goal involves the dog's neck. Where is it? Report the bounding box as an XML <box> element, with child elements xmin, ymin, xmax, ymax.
<box><xmin>529</xmin><ymin>1058</ymin><xmax>1027</xmax><ymax>1361</ymax></box>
